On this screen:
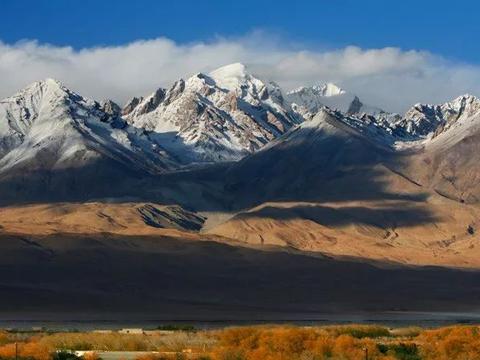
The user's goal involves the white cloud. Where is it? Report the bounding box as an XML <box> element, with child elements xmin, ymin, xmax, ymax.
<box><xmin>1</xmin><ymin>35</ymin><xmax>480</xmax><ymax>112</ymax></box>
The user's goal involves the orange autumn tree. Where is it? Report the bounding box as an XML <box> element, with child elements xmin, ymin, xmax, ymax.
<box><xmin>419</xmin><ymin>326</ymin><xmax>480</xmax><ymax>360</ymax></box>
<box><xmin>0</xmin><ymin>341</ymin><xmax>53</xmax><ymax>360</ymax></box>
<box><xmin>211</xmin><ymin>326</ymin><xmax>394</xmax><ymax>360</ymax></box>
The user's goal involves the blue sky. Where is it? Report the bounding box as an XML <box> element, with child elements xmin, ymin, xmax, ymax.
<box><xmin>1</xmin><ymin>0</ymin><xmax>479</xmax><ymax>63</ymax></box>
<box><xmin>1</xmin><ymin>0</ymin><xmax>480</xmax><ymax>112</ymax></box>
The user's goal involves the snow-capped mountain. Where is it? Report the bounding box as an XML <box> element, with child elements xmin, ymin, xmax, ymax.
<box><xmin>0</xmin><ymin>78</ymin><xmax>178</xmax><ymax>177</ymax></box>
<box><xmin>286</xmin><ymin>83</ymin><xmax>384</xmax><ymax>117</ymax></box>
<box><xmin>3</xmin><ymin>65</ymin><xmax>480</xmax><ymax>279</ymax></box>
<box><xmin>123</xmin><ymin>63</ymin><xmax>300</xmax><ymax>163</ymax></box>
<box><xmin>220</xmin><ymin>92</ymin><xmax>480</xmax><ymax>211</ymax></box>
<box><xmin>1</xmin><ymin>66</ymin><xmax>480</xmax><ymax>185</ymax></box>
<box><xmin>288</xmin><ymin>93</ymin><xmax>480</xmax><ymax>152</ymax></box>
<box><xmin>122</xmin><ymin>65</ymin><xmax>480</xmax><ymax>164</ymax></box>
<box><xmin>390</xmin><ymin>94</ymin><xmax>480</xmax><ymax>141</ymax></box>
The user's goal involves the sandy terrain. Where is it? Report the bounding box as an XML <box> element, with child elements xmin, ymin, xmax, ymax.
<box><xmin>207</xmin><ymin>196</ymin><xmax>480</xmax><ymax>268</ymax></box>
<box><xmin>0</xmin><ymin>202</ymin><xmax>205</xmax><ymax>238</ymax></box>
<box><xmin>0</xmin><ymin>192</ymin><xmax>479</xmax><ymax>269</ymax></box>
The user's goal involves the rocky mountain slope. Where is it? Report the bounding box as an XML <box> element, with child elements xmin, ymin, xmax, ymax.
<box><xmin>0</xmin><ymin>78</ymin><xmax>185</xmax><ymax>202</ymax></box>
<box><xmin>0</xmin><ymin>79</ymin><xmax>181</xmax><ymax>173</ymax></box>
<box><xmin>393</xmin><ymin>95</ymin><xmax>480</xmax><ymax>204</ymax></box>
<box><xmin>1</xmin><ymin>68</ymin><xmax>480</xmax><ymax>268</ymax></box>
<box><xmin>390</xmin><ymin>94</ymin><xmax>480</xmax><ymax>140</ymax></box>
<box><xmin>4</xmin><ymin>66</ymin><xmax>480</xmax><ymax>320</ymax></box>
<box><xmin>208</xmin><ymin>102</ymin><xmax>480</xmax><ymax>268</ymax></box>
<box><xmin>123</xmin><ymin>63</ymin><xmax>300</xmax><ymax>163</ymax></box>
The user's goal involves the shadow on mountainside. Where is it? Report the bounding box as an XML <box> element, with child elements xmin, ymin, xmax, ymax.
<box><xmin>0</xmin><ymin>157</ymin><xmax>148</xmax><ymax>205</ymax></box>
<box><xmin>230</xmin><ymin>203</ymin><xmax>436</xmax><ymax>229</ymax></box>
<box><xmin>0</xmin><ymin>232</ymin><xmax>480</xmax><ymax>318</ymax></box>
<box><xmin>214</xmin><ymin>125</ymin><xmax>439</xmax><ymax>229</ymax></box>
<box><xmin>0</xmin><ymin>125</ymin><xmax>438</xmax><ymax>231</ymax></box>
<box><xmin>222</xmin><ymin>126</ymin><xmax>424</xmax><ymax>207</ymax></box>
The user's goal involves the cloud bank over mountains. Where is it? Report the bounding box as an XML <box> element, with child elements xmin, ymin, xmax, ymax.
<box><xmin>1</xmin><ymin>34</ymin><xmax>480</xmax><ymax>113</ymax></box>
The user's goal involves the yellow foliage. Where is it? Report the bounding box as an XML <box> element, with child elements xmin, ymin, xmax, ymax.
<box><xmin>419</xmin><ymin>325</ymin><xmax>480</xmax><ymax>360</ymax></box>
<box><xmin>0</xmin><ymin>324</ymin><xmax>480</xmax><ymax>360</ymax></box>
<box><xmin>212</xmin><ymin>326</ymin><xmax>393</xmax><ymax>360</ymax></box>
<box><xmin>0</xmin><ymin>342</ymin><xmax>17</xmax><ymax>358</ymax></box>
<box><xmin>0</xmin><ymin>341</ymin><xmax>53</xmax><ymax>360</ymax></box>
<box><xmin>21</xmin><ymin>342</ymin><xmax>53</xmax><ymax>360</ymax></box>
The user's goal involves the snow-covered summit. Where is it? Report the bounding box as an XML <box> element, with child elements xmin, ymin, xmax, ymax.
<box><xmin>209</xmin><ymin>62</ymin><xmax>251</xmax><ymax>92</ymax></box>
<box><xmin>286</xmin><ymin>83</ymin><xmax>383</xmax><ymax>117</ymax></box>
<box><xmin>286</xmin><ymin>93</ymin><xmax>480</xmax><ymax>152</ymax></box>
<box><xmin>290</xmin><ymin>83</ymin><xmax>346</xmax><ymax>98</ymax></box>
<box><xmin>123</xmin><ymin>64</ymin><xmax>299</xmax><ymax>163</ymax></box>
<box><xmin>4</xmin><ymin>78</ymin><xmax>77</xmax><ymax>112</ymax></box>
<box><xmin>209</xmin><ymin>63</ymin><xmax>285</xmax><ymax>107</ymax></box>
<box><xmin>0</xmin><ymin>79</ymin><xmax>178</xmax><ymax>176</ymax></box>
<box><xmin>317</xmin><ymin>83</ymin><xmax>346</xmax><ymax>97</ymax></box>
<box><xmin>2</xmin><ymin>69</ymin><xmax>480</xmax><ymax>176</ymax></box>
<box><xmin>390</xmin><ymin>94</ymin><xmax>480</xmax><ymax>140</ymax></box>
<box><xmin>0</xmin><ymin>78</ymin><xmax>90</xmax><ymax>157</ymax></box>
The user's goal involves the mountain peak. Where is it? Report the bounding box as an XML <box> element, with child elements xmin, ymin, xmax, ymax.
<box><xmin>288</xmin><ymin>83</ymin><xmax>346</xmax><ymax>97</ymax></box>
<box><xmin>1</xmin><ymin>78</ymin><xmax>80</xmax><ymax>110</ymax></box>
<box><xmin>313</xmin><ymin>83</ymin><xmax>346</xmax><ymax>97</ymax></box>
<box><xmin>13</xmin><ymin>78</ymin><xmax>65</xmax><ymax>97</ymax></box>
<box><xmin>43</xmin><ymin>77</ymin><xmax>63</xmax><ymax>86</ymax></box>
<box><xmin>286</xmin><ymin>83</ymin><xmax>381</xmax><ymax>116</ymax></box>
<box><xmin>34</xmin><ymin>78</ymin><xmax>68</xmax><ymax>93</ymax></box>
<box><xmin>210</xmin><ymin>62</ymin><xmax>247</xmax><ymax>77</ymax></box>
<box><xmin>186</xmin><ymin>72</ymin><xmax>216</xmax><ymax>89</ymax></box>
<box><xmin>451</xmin><ymin>93</ymin><xmax>480</xmax><ymax>104</ymax></box>
<box><xmin>100</xmin><ymin>99</ymin><xmax>122</xmax><ymax>117</ymax></box>
<box><xmin>209</xmin><ymin>63</ymin><xmax>255</xmax><ymax>92</ymax></box>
